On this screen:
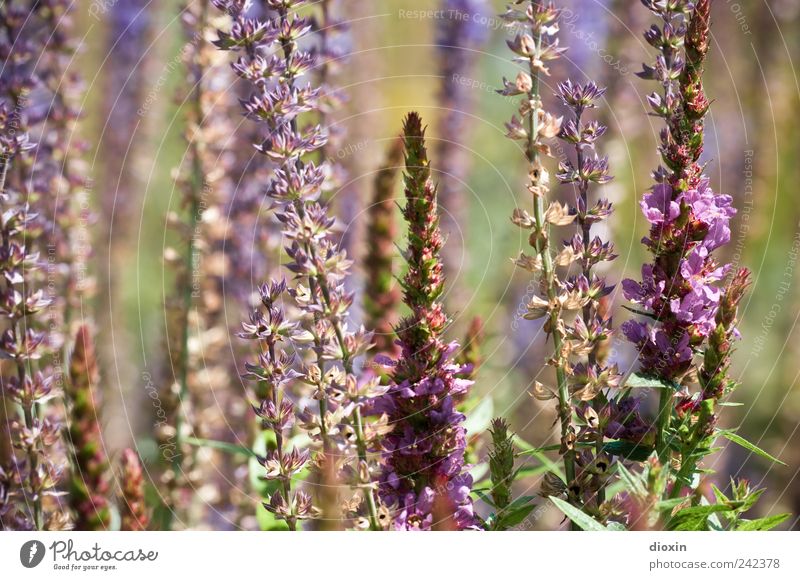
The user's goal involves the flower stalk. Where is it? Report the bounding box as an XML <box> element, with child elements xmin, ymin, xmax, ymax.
<box><xmin>214</xmin><ymin>0</ymin><xmax>379</xmax><ymax>530</ymax></box>
<box><xmin>363</xmin><ymin>139</ymin><xmax>403</xmax><ymax>359</ymax></box>
<box><xmin>375</xmin><ymin>113</ymin><xmax>475</xmax><ymax>530</ymax></box>
<box><xmin>501</xmin><ymin>0</ymin><xmax>579</xmax><ymax>501</ymax></box>
<box><xmin>622</xmin><ymin>0</ymin><xmax>744</xmax><ymax>475</ymax></box>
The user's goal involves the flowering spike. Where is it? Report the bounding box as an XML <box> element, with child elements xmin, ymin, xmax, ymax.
<box><xmin>376</xmin><ymin>112</ymin><xmax>475</xmax><ymax>531</ymax></box>
<box><xmin>67</xmin><ymin>326</ymin><xmax>111</xmax><ymax>530</ymax></box>
<box><xmin>621</xmin><ymin>0</ymin><xmax>751</xmax><ymax>496</ymax></box>
<box><xmin>363</xmin><ymin>139</ymin><xmax>403</xmax><ymax>358</ymax></box>
<box><xmin>214</xmin><ymin>0</ymin><xmax>381</xmax><ymax>530</ymax></box>
<box><xmin>487</xmin><ymin>418</ymin><xmax>515</xmax><ymax>524</ymax></box>
<box><xmin>119</xmin><ymin>450</ymin><xmax>149</xmax><ymax>531</ymax></box>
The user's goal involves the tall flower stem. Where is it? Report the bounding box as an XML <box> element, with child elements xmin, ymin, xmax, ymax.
<box><xmin>622</xmin><ymin>1</ymin><xmax>743</xmax><ymax>493</ymax></box>
<box><xmin>376</xmin><ymin>113</ymin><xmax>476</xmax><ymax>530</ymax></box>
<box><xmin>174</xmin><ymin>0</ymin><xmax>210</xmax><ymax>483</ymax></box>
<box><xmin>363</xmin><ymin>140</ymin><xmax>403</xmax><ymax>359</ymax></box>
<box><xmin>523</xmin><ymin>0</ymin><xmax>576</xmax><ymax>495</ymax></box>
<box><xmin>215</xmin><ymin>0</ymin><xmax>380</xmax><ymax>530</ymax></box>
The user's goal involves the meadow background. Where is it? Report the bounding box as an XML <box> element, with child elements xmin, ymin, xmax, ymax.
<box><xmin>67</xmin><ymin>0</ymin><xmax>800</xmax><ymax>528</ymax></box>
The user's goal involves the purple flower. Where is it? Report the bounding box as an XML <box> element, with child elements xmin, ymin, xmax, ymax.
<box><xmin>378</xmin><ymin>114</ymin><xmax>476</xmax><ymax>531</ymax></box>
<box><xmin>641</xmin><ymin>184</ymin><xmax>680</xmax><ymax>225</ymax></box>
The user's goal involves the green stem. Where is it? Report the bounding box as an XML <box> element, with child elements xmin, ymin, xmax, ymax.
<box><xmin>526</xmin><ymin>0</ymin><xmax>577</xmax><ymax>503</ymax></box>
<box><xmin>172</xmin><ymin>0</ymin><xmax>210</xmax><ymax>517</ymax></box>
<box><xmin>655</xmin><ymin>387</ymin><xmax>672</xmax><ymax>465</ymax></box>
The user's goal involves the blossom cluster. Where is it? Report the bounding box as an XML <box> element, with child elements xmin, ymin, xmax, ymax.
<box><xmin>213</xmin><ymin>0</ymin><xmax>381</xmax><ymax>529</ymax></box>
<box><xmin>0</xmin><ymin>2</ymin><xmax>67</xmax><ymax>532</ymax></box>
<box><xmin>622</xmin><ymin>0</ymin><xmax>737</xmax><ymax>382</ymax></box>
<box><xmin>375</xmin><ymin>113</ymin><xmax>475</xmax><ymax>530</ymax></box>
<box><xmin>0</xmin><ymin>0</ymin><xmax>768</xmax><ymax>534</ymax></box>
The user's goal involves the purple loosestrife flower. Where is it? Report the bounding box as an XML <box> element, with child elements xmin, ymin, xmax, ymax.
<box><xmin>620</xmin><ymin>0</ymin><xmax>749</xmax><ymax>464</ymax></box>
<box><xmin>501</xmin><ymin>1</ymin><xmax>586</xmax><ymax>503</ymax></box>
<box><xmin>214</xmin><ymin>0</ymin><xmax>381</xmax><ymax>529</ymax></box>
<box><xmin>1</xmin><ymin>108</ymin><xmax>65</xmax><ymax>531</ymax></box>
<box><xmin>554</xmin><ymin>78</ymin><xmax>619</xmax><ymax>508</ymax></box>
<box><xmin>66</xmin><ymin>325</ymin><xmax>111</xmax><ymax>530</ymax></box>
<box><xmin>363</xmin><ymin>139</ymin><xmax>403</xmax><ymax>360</ymax></box>
<box><xmin>435</xmin><ymin>0</ymin><xmax>490</xmax><ymax>301</ymax></box>
<box><xmin>118</xmin><ymin>449</ymin><xmax>149</xmax><ymax>531</ymax></box>
<box><xmin>376</xmin><ymin>113</ymin><xmax>475</xmax><ymax>531</ymax></box>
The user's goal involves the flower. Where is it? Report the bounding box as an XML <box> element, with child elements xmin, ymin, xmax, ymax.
<box><xmin>119</xmin><ymin>450</ymin><xmax>149</xmax><ymax>531</ymax></box>
<box><xmin>363</xmin><ymin>140</ymin><xmax>403</xmax><ymax>358</ymax></box>
<box><xmin>623</xmin><ymin>0</ymin><xmax>740</xmax><ymax>380</ymax></box>
<box><xmin>215</xmin><ymin>0</ymin><xmax>381</xmax><ymax>529</ymax></box>
<box><xmin>67</xmin><ymin>326</ymin><xmax>111</xmax><ymax>530</ymax></box>
<box><xmin>377</xmin><ymin>113</ymin><xmax>475</xmax><ymax>531</ymax></box>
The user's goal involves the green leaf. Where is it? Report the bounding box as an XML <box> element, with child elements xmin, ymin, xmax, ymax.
<box><xmin>513</xmin><ymin>438</ymin><xmax>564</xmax><ymax>478</ymax></box>
<box><xmin>464</xmin><ymin>396</ymin><xmax>493</xmax><ymax>437</ymax></box>
<box><xmin>624</xmin><ymin>372</ymin><xmax>679</xmax><ymax>390</ymax></box>
<box><xmin>497</xmin><ymin>503</ymin><xmax>537</xmax><ymax>528</ymax></box>
<box><xmin>472</xmin><ymin>488</ymin><xmax>495</xmax><ymax>508</ymax></box>
<box><xmin>603</xmin><ymin>440</ymin><xmax>655</xmax><ymax>462</ymax></box>
<box><xmin>735</xmin><ymin>513</ymin><xmax>790</xmax><ymax>531</ymax></box>
<box><xmin>666</xmin><ymin>504</ymin><xmax>734</xmax><ymax>531</ymax></box>
<box><xmin>655</xmin><ymin>498</ymin><xmax>685</xmax><ymax>513</ymax></box>
<box><xmin>506</xmin><ymin>495</ymin><xmax>538</xmax><ymax>510</ymax></box>
<box><xmin>550</xmin><ymin>497</ymin><xmax>608</xmax><ymax>531</ymax></box>
<box><xmin>615</xmin><ymin>462</ymin><xmax>647</xmax><ymax>499</ymax></box>
<box><xmin>710</xmin><ymin>484</ymin><xmax>730</xmax><ymax>505</ymax></box>
<box><xmin>720</xmin><ymin>431</ymin><xmax>787</xmax><ymax>466</ymax></box>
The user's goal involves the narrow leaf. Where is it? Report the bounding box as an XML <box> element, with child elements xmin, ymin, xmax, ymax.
<box><xmin>735</xmin><ymin>514</ymin><xmax>790</xmax><ymax>531</ymax></box>
<box><xmin>624</xmin><ymin>372</ymin><xmax>679</xmax><ymax>390</ymax></box>
<box><xmin>667</xmin><ymin>504</ymin><xmax>734</xmax><ymax>531</ymax></box>
<box><xmin>616</xmin><ymin>462</ymin><xmax>647</xmax><ymax>499</ymax></box>
<box><xmin>720</xmin><ymin>431</ymin><xmax>787</xmax><ymax>466</ymax></box>
<box><xmin>550</xmin><ymin>497</ymin><xmax>608</xmax><ymax>531</ymax></box>
<box><xmin>498</xmin><ymin>504</ymin><xmax>537</xmax><ymax>528</ymax></box>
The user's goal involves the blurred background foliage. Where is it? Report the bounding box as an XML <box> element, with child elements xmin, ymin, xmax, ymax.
<box><xmin>72</xmin><ymin>0</ymin><xmax>800</xmax><ymax>528</ymax></box>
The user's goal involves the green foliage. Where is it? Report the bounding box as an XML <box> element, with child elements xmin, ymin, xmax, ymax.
<box><xmin>624</xmin><ymin>372</ymin><xmax>680</xmax><ymax>390</ymax></box>
<box><xmin>735</xmin><ymin>514</ymin><xmax>791</xmax><ymax>531</ymax></box>
<box><xmin>719</xmin><ymin>431</ymin><xmax>787</xmax><ymax>466</ymax></box>
<box><xmin>549</xmin><ymin>497</ymin><xmax>611</xmax><ymax>531</ymax></box>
